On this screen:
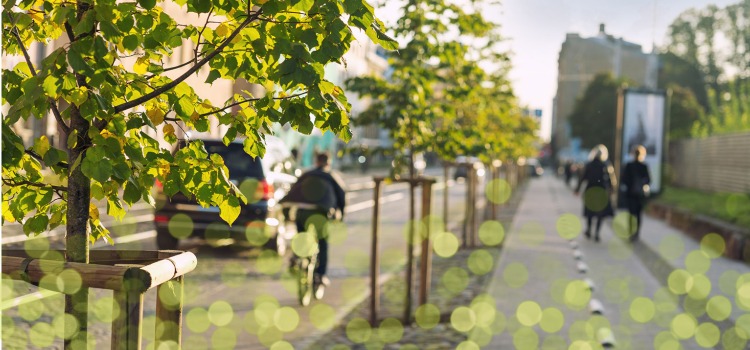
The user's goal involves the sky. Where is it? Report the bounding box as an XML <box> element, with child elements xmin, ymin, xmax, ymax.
<box><xmin>496</xmin><ymin>0</ymin><xmax>738</xmax><ymax>141</ymax></box>
<box><xmin>374</xmin><ymin>0</ymin><xmax>738</xmax><ymax>142</ymax></box>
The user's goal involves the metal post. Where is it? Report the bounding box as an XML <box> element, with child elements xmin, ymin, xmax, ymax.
<box><xmin>155</xmin><ymin>276</ymin><xmax>183</xmax><ymax>349</ymax></box>
<box><xmin>404</xmin><ymin>181</ymin><xmax>416</xmax><ymax>324</ymax></box>
<box><xmin>370</xmin><ymin>180</ymin><xmax>382</xmax><ymax>325</ymax></box>
<box><xmin>469</xmin><ymin>166</ymin><xmax>479</xmax><ymax>248</ymax></box>
<box><xmin>443</xmin><ymin>165</ymin><xmax>449</xmax><ymax>233</ymax></box>
<box><xmin>491</xmin><ymin>163</ymin><xmax>498</xmax><ymax>221</ymax></box>
<box><xmin>463</xmin><ymin>165</ymin><xmax>471</xmax><ymax>247</ymax></box>
<box><xmin>418</xmin><ymin>182</ymin><xmax>433</xmax><ymax>306</ymax></box>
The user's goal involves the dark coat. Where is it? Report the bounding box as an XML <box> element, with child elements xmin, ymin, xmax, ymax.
<box><xmin>280</xmin><ymin>167</ymin><xmax>346</xmax><ymax>214</ymax></box>
<box><xmin>621</xmin><ymin>160</ymin><xmax>651</xmax><ymax>208</ymax></box>
<box><xmin>576</xmin><ymin>158</ymin><xmax>616</xmax><ymax>218</ymax></box>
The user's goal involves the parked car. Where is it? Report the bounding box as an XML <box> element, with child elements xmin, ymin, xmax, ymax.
<box><xmin>153</xmin><ymin>137</ymin><xmax>297</xmax><ymax>254</ymax></box>
<box><xmin>453</xmin><ymin>156</ymin><xmax>484</xmax><ymax>180</ymax></box>
<box><xmin>526</xmin><ymin>158</ymin><xmax>544</xmax><ymax>177</ymax></box>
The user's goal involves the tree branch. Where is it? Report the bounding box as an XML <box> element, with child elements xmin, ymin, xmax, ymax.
<box><xmin>2</xmin><ymin>178</ymin><xmax>68</xmax><ymax>192</ymax></box>
<box><xmin>114</xmin><ymin>10</ymin><xmax>263</xmax><ymax>114</ymax></box>
<box><xmin>6</xmin><ymin>12</ymin><xmax>71</xmax><ymax>135</ymax></box>
<box><xmin>199</xmin><ymin>92</ymin><xmax>307</xmax><ymax>117</ymax></box>
<box><xmin>195</xmin><ymin>8</ymin><xmax>215</xmax><ymax>65</ymax></box>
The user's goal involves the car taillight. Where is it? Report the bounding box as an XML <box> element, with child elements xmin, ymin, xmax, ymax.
<box><xmin>154</xmin><ymin>215</ymin><xmax>169</xmax><ymax>223</ymax></box>
<box><xmin>256</xmin><ymin>180</ymin><xmax>274</xmax><ymax>201</ymax></box>
<box><xmin>155</xmin><ymin>179</ymin><xmax>163</xmax><ymax>190</ymax></box>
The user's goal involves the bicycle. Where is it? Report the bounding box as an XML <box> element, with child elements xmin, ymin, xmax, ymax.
<box><xmin>285</xmin><ymin>205</ymin><xmax>329</xmax><ymax>306</ymax></box>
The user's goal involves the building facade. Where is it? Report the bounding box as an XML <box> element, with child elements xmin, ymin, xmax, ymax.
<box><xmin>552</xmin><ymin>24</ymin><xmax>659</xmax><ymax>161</ymax></box>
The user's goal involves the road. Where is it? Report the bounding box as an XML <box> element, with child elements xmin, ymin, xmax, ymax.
<box><xmin>1</xmin><ymin>169</ymin><xmax>473</xmax><ymax>350</ymax></box>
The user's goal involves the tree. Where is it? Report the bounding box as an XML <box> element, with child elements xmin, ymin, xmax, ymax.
<box><xmin>667</xmin><ymin>85</ymin><xmax>705</xmax><ymax>140</ymax></box>
<box><xmin>692</xmin><ymin>77</ymin><xmax>750</xmax><ymax>136</ymax></box>
<box><xmin>665</xmin><ymin>0</ymin><xmax>750</xmax><ymax>108</ymax></box>
<box><xmin>658</xmin><ymin>52</ymin><xmax>709</xmax><ymax>111</ymax></box>
<box><xmin>568</xmin><ymin>73</ymin><xmax>625</xmax><ymax>153</ymax></box>
<box><xmin>2</xmin><ymin>0</ymin><xmax>396</xmax><ymax>346</ymax></box>
<box><xmin>346</xmin><ymin>0</ymin><xmax>528</xmax><ymax>174</ymax></box>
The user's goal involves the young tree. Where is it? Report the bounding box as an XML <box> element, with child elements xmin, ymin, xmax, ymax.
<box><xmin>345</xmin><ymin>0</ymin><xmax>499</xmax><ymax>176</ymax></box>
<box><xmin>2</xmin><ymin>0</ymin><xmax>396</xmax><ymax>346</ymax></box>
<box><xmin>568</xmin><ymin>73</ymin><xmax>625</xmax><ymax>153</ymax></box>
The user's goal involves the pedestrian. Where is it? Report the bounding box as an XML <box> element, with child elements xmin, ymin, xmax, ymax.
<box><xmin>574</xmin><ymin>145</ymin><xmax>616</xmax><ymax>242</ymax></box>
<box><xmin>280</xmin><ymin>152</ymin><xmax>346</xmax><ymax>294</ymax></box>
<box><xmin>564</xmin><ymin>160</ymin><xmax>573</xmax><ymax>188</ymax></box>
<box><xmin>620</xmin><ymin>145</ymin><xmax>651</xmax><ymax>242</ymax></box>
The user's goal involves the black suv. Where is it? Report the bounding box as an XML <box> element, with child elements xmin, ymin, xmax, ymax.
<box><xmin>153</xmin><ymin>137</ymin><xmax>297</xmax><ymax>254</ymax></box>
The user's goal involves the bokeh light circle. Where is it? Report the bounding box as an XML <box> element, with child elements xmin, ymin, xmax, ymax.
<box><xmin>629</xmin><ymin>297</ymin><xmax>656</xmax><ymax>323</ymax></box>
<box><xmin>433</xmin><ymin>231</ymin><xmax>460</xmax><ymax>257</ymax></box>
<box><xmin>516</xmin><ymin>301</ymin><xmax>542</xmax><ymax>327</ymax></box>
<box><xmin>478</xmin><ymin>221</ymin><xmax>505</xmax><ymax>246</ymax></box>
<box><xmin>556</xmin><ymin>213</ymin><xmax>582</xmax><ymax>239</ymax></box>
<box><xmin>451</xmin><ymin>306</ymin><xmax>477</xmax><ymax>332</ymax></box>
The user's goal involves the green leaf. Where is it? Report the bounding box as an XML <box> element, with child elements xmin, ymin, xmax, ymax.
<box><xmin>70</xmin><ymin>88</ymin><xmax>88</xmax><ymax>107</ymax></box>
<box><xmin>137</xmin><ymin>0</ymin><xmax>156</xmax><ymax>10</ymax></box>
<box><xmin>24</xmin><ymin>213</ymin><xmax>49</xmax><ymax>235</ymax></box>
<box><xmin>122</xmin><ymin>35</ymin><xmax>139</xmax><ymax>51</ymax></box>
<box><xmin>206</xmin><ymin>70</ymin><xmax>221</xmax><ymax>84</ymax></box>
<box><xmin>123</xmin><ymin>180</ymin><xmax>141</xmax><ymax>205</ymax></box>
<box><xmin>43</xmin><ymin>149</ymin><xmax>65</xmax><ymax>167</ymax></box>
<box><xmin>67</xmin><ymin>130</ymin><xmax>78</xmax><ymax>149</ymax></box>
<box><xmin>42</xmin><ymin>76</ymin><xmax>60</xmax><ymax>99</ymax></box>
<box><xmin>81</xmin><ymin>155</ymin><xmax>113</xmax><ymax>182</ymax></box>
<box><xmin>174</xmin><ymin>96</ymin><xmax>194</xmax><ymax>119</ymax></box>
<box><xmin>32</xmin><ymin>136</ymin><xmax>51</xmax><ymax>157</ymax></box>
<box><xmin>91</xmin><ymin>181</ymin><xmax>105</xmax><ymax>200</ymax></box>
<box><xmin>219</xmin><ymin>196</ymin><xmax>240</xmax><ymax>225</ymax></box>
<box><xmin>222</xmin><ymin>127</ymin><xmax>237</xmax><ymax>145</ymax></box>
<box><xmin>188</xmin><ymin>0</ymin><xmax>210</xmax><ymax>13</ymax></box>
<box><xmin>73</xmin><ymin>10</ymin><xmax>96</xmax><ymax>37</ymax></box>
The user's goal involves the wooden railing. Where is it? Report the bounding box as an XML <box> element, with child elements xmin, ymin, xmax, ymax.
<box><xmin>2</xmin><ymin>249</ymin><xmax>197</xmax><ymax>350</ymax></box>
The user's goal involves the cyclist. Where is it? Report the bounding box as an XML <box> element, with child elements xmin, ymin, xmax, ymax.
<box><xmin>280</xmin><ymin>152</ymin><xmax>346</xmax><ymax>291</ymax></box>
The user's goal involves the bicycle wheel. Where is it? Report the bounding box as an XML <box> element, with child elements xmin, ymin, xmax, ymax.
<box><xmin>297</xmin><ymin>254</ymin><xmax>317</xmax><ymax>306</ymax></box>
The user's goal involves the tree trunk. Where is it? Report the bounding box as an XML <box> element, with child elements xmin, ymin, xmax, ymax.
<box><xmin>65</xmin><ymin>106</ymin><xmax>90</xmax><ymax>349</ymax></box>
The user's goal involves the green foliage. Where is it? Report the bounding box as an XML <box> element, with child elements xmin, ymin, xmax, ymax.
<box><xmin>666</xmin><ymin>85</ymin><xmax>704</xmax><ymax>140</ymax></box>
<box><xmin>665</xmin><ymin>0</ymin><xmax>750</xmax><ymax>110</ymax></box>
<box><xmin>691</xmin><ymin>78</ymin><xmax>750</xmax><ymax>137</ymax></box>
<box><xmin>346</xmin><ymin>0</ymin><xmax>534</xmax><ymax>170</ymax></box>
<box><xmin>2</xmin><ymin>0</ymin><xmax>396</xmax><ymax>244</ymax></box>
<box><xmin>656</xmin><ymin>186</ymin><xmax>750</xmax><ymax>230</ymax></box>
<box><xmin>658</xmin><ymin>52</ymin><xmax>708</xmax><ymax>111</ymax></box>
<box><xmin>568</xmin><ymin>73</ymin><xmax>626</xmax><ymax>153</ymax></box>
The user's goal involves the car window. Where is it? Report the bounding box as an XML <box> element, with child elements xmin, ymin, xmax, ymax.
<box><xmin>204</xmin><ymin>142</ymin><xmax>264</xmax><ymax>180</ymax></box>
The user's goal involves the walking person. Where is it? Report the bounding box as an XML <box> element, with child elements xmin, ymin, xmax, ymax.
<box><xmin>280</xmin><ymin>152</ymin><xmax>346</xmax><ymax>292</ymax></box>
<box><xmin>564</xmin><ymin>160</ymin><xmax>574</xmax><ymax>188</ymax></box>
<box><xmin>574</xmin><ymin>145</ymin><xmax>617</xmax><ymax>242</ymax></box>
<box><xmin>620</xmin><ymin>145</ymin><xmax>651</xmax><ymax>242</ymax></box>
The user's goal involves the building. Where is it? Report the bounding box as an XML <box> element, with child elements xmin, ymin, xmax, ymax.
<box><xmin>551</xmin><ymin>24</ymin><xmax>658</xmax><ymax>161</ymax></box>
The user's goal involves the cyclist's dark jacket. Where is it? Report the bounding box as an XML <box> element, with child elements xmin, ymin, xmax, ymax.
<box><xmin>280</xmin><ymin>167</ymin><xmax>346</xmax><ymax>214</ymax></box>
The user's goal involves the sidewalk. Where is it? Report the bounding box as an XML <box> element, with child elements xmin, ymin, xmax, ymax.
<box><xmin>485</xmin><ymin>175</ymin><xmax>749</xmax><ymax>349</ymax></box>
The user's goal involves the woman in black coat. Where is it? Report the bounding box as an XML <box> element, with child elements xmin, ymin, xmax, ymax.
<box><xmin>620</xmin><ymin>145</ymin><xmax>651</xmax><ymax>242</ymax></box>
<box><xmin>575</xmin><ymin>145</ymin><xmax>616</xmax><ymax>242</ymax></box>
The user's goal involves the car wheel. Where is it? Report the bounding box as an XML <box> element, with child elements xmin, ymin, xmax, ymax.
<box><xmin>156</xmin><ymin>229</ymin><xmax>179</xmax><ymax>250</ymax></box>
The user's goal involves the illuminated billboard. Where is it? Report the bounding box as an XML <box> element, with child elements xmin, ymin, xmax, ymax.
<box><xmin>620</xmin><ymin>89</ymin><xmax>667</xmax><ymax>193</ymax></box>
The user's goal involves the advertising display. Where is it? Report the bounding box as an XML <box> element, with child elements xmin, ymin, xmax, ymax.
<box><xmin>620</xmin><ymin>89</ymin><xmax>667</xmax><ymax>193</ymax></box>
